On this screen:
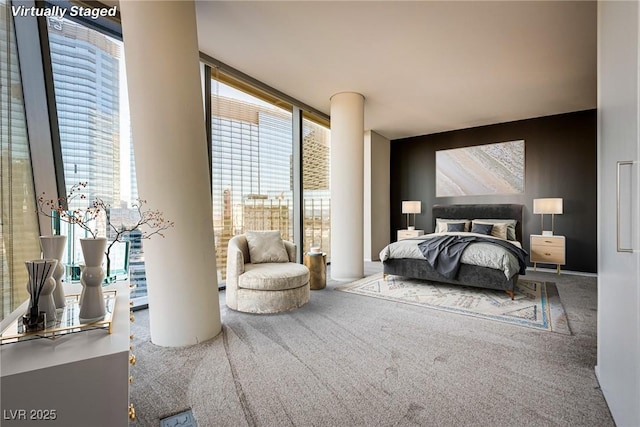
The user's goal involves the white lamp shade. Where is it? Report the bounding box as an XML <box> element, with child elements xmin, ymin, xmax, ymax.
<box><xmin>533</xmin><ymin>198</ymin><xmax>563</xmax><ymax>214</ymax></box>
<box><xmin>402</xmin><ymin>201</ymin><xmax>421</xmax><ymax>214</ymax></box>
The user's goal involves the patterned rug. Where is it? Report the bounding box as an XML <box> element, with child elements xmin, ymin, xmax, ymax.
<box><xmin>336</xmin><ymin>273</ymin><xmax>571</xmax><ymax>334</ymax></box>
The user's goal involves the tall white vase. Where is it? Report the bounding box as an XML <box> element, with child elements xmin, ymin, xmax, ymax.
<box><xmin>39</xmin><ymin>235</ymin><xmax>67</xmax><ymax>309</ymax></box>
<box><xmin>25</xmin><ymin>259</ymin><xmax>58</xmax><ymax>324</ymax></box>
<box><xmin>78</xmin><ymin>237</ymin><xmax>107</xmax><ymax>323</ymax></box>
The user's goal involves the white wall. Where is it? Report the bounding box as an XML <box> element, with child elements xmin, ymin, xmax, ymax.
<box><xmin>364</xmin><ymin>130</ymin><xmax>390</xmax><ymax>261</ymax></box>
<box><xmin>596</xmin><ymin>2</ymin><xmax>640</xmax><ymax>426</ymax></box>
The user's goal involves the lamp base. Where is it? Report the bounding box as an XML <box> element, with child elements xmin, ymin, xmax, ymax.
<box><xmin>407</xmin><ymin>226</ymin><xmax>415</xmax><ymax>231</ymax></box>
<box><xmin>542</xmin><ymin>230</ymin><xmax>553</xmax><ymax>236</ymax></box>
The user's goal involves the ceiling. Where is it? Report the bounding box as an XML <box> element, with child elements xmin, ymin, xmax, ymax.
<box><xmin>195</xmin><ymin>1</ymin><xmax>597</xmax><ymax>141</ymax></box>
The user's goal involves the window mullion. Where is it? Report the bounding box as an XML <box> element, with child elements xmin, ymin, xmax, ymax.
<box><xmin>293</xmin><ymin>106</ymin><xmax>303</xmax><ymax>262</ymax></box>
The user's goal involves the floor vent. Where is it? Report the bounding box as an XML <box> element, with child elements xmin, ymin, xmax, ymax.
<box><xmin>160</xmin><ymin>409</ymin><xmax>198</xmax><ymax>427</ymax></box>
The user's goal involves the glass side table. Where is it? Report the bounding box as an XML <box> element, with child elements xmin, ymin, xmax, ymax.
<box><xmin>304</xmin><ymin>252</ymin><xmax>326</xmax><ymax>290</ymax></box>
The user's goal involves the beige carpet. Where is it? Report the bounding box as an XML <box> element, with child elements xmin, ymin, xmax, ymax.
<box><xmin>129</xmin><ymin>265</ymin><xmax>613</xmax><ymax>427</ymax></box>
<box><xmin>336</xmin><ymin>273</ymin><xmax>571</xmax><ymax>334</ymax></box>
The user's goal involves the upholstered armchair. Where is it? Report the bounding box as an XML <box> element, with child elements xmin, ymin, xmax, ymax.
<box><xmin>225</xmin><ymin>232</ymin><xmax>310</xmax><ymax>314</ymax></box>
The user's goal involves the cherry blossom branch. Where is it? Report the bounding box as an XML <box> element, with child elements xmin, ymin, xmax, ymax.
<box><xmin>93</xmin><ymin>197</ymin><xmax>174</xmax><ymax>276</ymax></box>
<box><xmin>36</xmin><ymin>182</ymin><xmax>100</xmax><ymax>239</ymax></box>
<box><xmin>37</xmin><ymin>182</ymin><xmax>174</xmax><ymax>278</ymax></box>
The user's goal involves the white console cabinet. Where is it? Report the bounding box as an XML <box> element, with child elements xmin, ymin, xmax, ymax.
<box><xmin>1</xmin><ymin>282</ymin><xmax>131</xmax><ymax>427</ymax></box>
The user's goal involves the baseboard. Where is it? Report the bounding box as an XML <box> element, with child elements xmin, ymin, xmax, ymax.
<box><xmin>525</xmin><ymin>266</ymin><xmax>597</xmax><ymax>278</ymax></box>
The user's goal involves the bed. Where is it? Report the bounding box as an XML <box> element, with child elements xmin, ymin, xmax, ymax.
<box><xmin>380</xmin><ymin>204</ymin><xmax>527</xmax><ymax>299</ymax></box>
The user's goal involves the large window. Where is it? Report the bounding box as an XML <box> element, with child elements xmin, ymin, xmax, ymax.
<box><xmin>210</xmin><ymin>74</ymin><xmax>331</xmax><ymax>283</ymax></box>
<box><xmin>0</xmin><ymin>0</ymin><xmax>41</xmax><ymax>321</ymax></box>
<box><xmin>47</xmin><ymin>17</ymin><xmax>123</xmax><ymax>207</ymax></box>
<box><xmin>46</xmin><ymin>17</ymin><xmax>148</xmax><ymax>302</ymax></box>
<box><xmin>303</xmin><ymin>118</ymin><xmax>331</xmax><ymax>258</ymax></box>
<box><xmin>210</xmin><ymin>79</ymin><xmax>294</xmax><ymax>282</ymax></box>
<box><xmin>6</xmin><ymin>3</ymin><xmax>331</xmax><ymax>306</ymax></box>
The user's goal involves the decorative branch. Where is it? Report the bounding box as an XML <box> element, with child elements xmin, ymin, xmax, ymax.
<box><xmin>36</xmin><ymin>182</ymin><xmax>101</xmax><ymax>238</ymax></box>
<box><xmin>93</xmin><ymin>198</ymin><xmax>174</xmax><ymax>277</ymax></box>
<box><xmin>36</xmin><ymin>182</ymin><xmax>174</xmax><ymax>280</ymax></box>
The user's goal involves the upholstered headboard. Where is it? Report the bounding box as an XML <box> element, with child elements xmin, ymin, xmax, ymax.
<box><xmin>432</xmin><ymin>204</ymin><xmax>524</xmax><ymax>243</ymax></box>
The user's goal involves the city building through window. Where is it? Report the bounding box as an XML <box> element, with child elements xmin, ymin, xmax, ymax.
<box><xmin>46</xmin><ymin>17</ymin><xmax>150</xmax><ymax>303</ymax></box>
<box><xmin>210</xmin><ymin>78</ymin><xmax>331</xmax><ymax>284</ymax></box>
<box><xmin>3</xmin><ymin>5</ymin><xmax>332</xmax><ymax>318</ymax></box>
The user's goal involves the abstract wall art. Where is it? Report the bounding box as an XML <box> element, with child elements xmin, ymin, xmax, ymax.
<box><xmin>436</xmin><ymin>140</ymin><xmax>525</xmax><ymax>197</ymax></box>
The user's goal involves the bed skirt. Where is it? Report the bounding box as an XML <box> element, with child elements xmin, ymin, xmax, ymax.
<box><xmin>382</xmin><ymin>258</ymin><xmax>518</xmax><ymax>293</ymax></box>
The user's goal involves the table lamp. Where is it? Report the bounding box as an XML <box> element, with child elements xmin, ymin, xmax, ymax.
<box><xmin>402</xmin><ymin>201</ymin><xmax>421</xmax><ymax>230</ymax></box>
<box><xmin>533</xmin><ymin>198</ymin><xmax>563</xmax><ymax>236</ymax></box>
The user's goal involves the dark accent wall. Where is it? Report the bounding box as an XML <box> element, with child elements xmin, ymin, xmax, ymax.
<box><xmin>390</xmin><ymin>109</ymin><xmax>597</xmax><ymax>273</ymax></box>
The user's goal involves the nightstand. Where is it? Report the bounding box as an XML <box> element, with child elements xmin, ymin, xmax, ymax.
<box><xmin>530</xmin><ymin>235</ymin><xmax>566</xmax><ymax>274</ymax></box>
<box><xmin>397</xmin><ymin>229</ymin><xmax>425</xmax><ymax>241</ymax></box>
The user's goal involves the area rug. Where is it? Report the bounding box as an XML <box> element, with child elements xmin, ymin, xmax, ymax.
<box><xmin>336</xmin><ymin>273</ymin><xmax>571</xmax><ymax>335</ymax></box>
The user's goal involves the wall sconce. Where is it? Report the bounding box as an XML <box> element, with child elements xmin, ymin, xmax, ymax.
<box><xmin>533</xmin><ymin>198</ymin><xmax>563</xmax><ymax>236</ymax></box>
<box><xmin>402</xmin><ymin>201</ymin><xmax>421</xmax><ymax>230</ymax></box>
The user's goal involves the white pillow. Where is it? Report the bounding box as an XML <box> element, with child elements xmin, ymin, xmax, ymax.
<box><xmin>245</xmin><ymin>230</ymin><xmax>289</xmax><ymax>264</ymax></box>
<box><xmin>472</xmin><ymin>221</ymin><xmax>508</xmax><ymax>240</ymax></box>
<box><xmin>436</xmin><ymin>218</ymin><xmax>470</xmax><ymax>233</ymax></box>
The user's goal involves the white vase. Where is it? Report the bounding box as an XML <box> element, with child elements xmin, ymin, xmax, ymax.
<box><xmin>25</xmin><ymin>259</ymin><xmax>58</xmax><ymax>324</ymax></box>
<box><xmin>79</xmin><ymin>264</ymin><xmax>86</xmax><ymax>306</ymax></box>
<box><xmin>39</xmin><ymin>235</ymin><xmax>67</xmax><ymax>309</ymax></box>
<box><xmin>78</xmin><ymin>237</ymin><xmax>107</xmax><ymax>323</ymax></box>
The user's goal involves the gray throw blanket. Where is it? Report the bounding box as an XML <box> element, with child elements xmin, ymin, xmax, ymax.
<box><xmin>418</xmin><ymin>235</ymin><xmax>529</xmax><ymax>280</ymax></box>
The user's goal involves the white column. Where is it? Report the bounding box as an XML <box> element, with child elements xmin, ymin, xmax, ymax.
<box><xmin>330</xmin><ymin>92</ymin><xmax>365</xmax><ymax>280</ymax></box>
<box><xmin>120</xmin><ymin>0</ymin><xmax>221</xmax><ymax>346</ymax></box>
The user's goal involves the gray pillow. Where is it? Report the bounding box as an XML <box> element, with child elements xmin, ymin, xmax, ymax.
<box><xmin>472</xmin><ymin>219</ymin><xmax>517</xmax><ymax>241</ymax></box>
<box><xmin>436</xmin><ymin>218</ymin><xmax>470</xmax><ymax>233</ymax></box>
<box><xmin>245</xmin><ymin>230</ymin><xmax>289</xmax><ymax>264</ymax></box>
<box><xmin>471</xmin><ymin>223</ymin><xmax>493</xmax><ymax>235</ymax></box>
<box><xmin>447</xmin><ymin>222</ymin><xmax>466</xmax><ymax>232</ymax></box>
<box><xmin>472</xmin><ymin>221</ymin><xmax>508</xmax><ymax>240</ymax></box>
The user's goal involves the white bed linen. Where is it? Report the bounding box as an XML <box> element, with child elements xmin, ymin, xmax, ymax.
<box><xmin>379</xmin><ymin>232</ymin><xmax>523</xmax><ymax>279</ymax></box>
